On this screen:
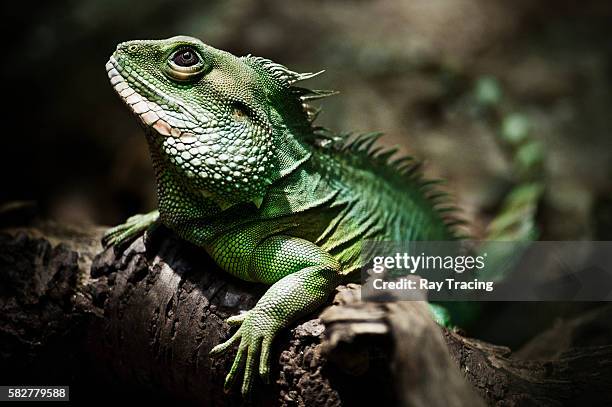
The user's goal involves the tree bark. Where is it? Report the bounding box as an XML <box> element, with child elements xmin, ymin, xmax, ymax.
<box><xmin>1</xmin><ymin>216</ymin><xmax>611</xmax><ymax>406</ymax></box>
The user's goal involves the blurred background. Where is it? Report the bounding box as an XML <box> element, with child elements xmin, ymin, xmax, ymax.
<box><xmin>2</xmin><ymin>0</ymin><xmax>612</xmax><ymax>343</ymax></box>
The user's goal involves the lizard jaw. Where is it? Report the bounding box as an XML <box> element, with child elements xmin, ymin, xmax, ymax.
<box><xmin>106</xmin><ymin>57</ymin><xmax>185</xmax><ymax>140</ymax></box>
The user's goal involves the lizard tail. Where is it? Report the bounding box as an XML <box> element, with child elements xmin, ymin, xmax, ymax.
<box><xmin>481</xmin><ymin>79</ymin><xmax>545</xmax><ymax>242</ymax></box>
<box><xmin>443</xmin><ymin>76</ymin><xmax>546</xmax><ymax>327</ymax></box>
<box><xmin>476</xmin><ymin>76</ymin><xmax>546</xmax><ymax>283</ymax></box>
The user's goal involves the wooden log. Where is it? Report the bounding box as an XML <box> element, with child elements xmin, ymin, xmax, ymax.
<box><xmin>1</xmin><ymin>217</ymin><xmax>611</xmax><ymax>406</ymax></box>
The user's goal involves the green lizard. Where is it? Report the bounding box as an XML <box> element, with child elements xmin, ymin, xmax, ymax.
<box><xmin>103</xmin><ymin>35</ymin><xmax>466</xmax><ymax>397</ymax></box>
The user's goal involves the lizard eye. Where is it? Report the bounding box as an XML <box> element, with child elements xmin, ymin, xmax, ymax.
<box><xmin>166</xmin><ymin>47</ymin><xmax>205</xmax><ymax>82</ymax></box>
<box><xmin>173</xmin><ymin>49</ymin><xmax>199</xmax><ymax>67</ymax></box>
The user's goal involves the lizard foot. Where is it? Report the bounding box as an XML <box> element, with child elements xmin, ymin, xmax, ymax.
<box><xmin>429</xmin><ymin>303</ymin><xmax>452</xmax><ymax>327</ymax></box>
<box><xmin>102</xmin><ymin>210</ymin><xmax>159</xmax><ymax>248</ymax></box>
<box><xmin>210</xmin><ymin>309</ymin><xmax>276</xmax><ymax>398</ymax></box>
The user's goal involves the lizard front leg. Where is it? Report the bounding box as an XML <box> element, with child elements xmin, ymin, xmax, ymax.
<box><xmin>208</xmin><ymin>233</ymin><xmax>342</xmax><ymax>397</ymax></box>
<box><xmin>102</xmin><ymin>209</ymin><xmax>160</xmax><ymax>247</ymax></box>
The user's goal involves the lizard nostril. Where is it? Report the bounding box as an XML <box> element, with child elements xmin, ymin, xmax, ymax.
<box><xmin>117</xmin><ymin>42</ymin><xmax>138</xmax><ymax>53</ymax></box>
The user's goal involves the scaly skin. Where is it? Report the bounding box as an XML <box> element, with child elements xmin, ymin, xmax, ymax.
<box><xmin>104</xmin><ymin>36</ymin><xmax>455</xmax><ymax>397</ymax></box>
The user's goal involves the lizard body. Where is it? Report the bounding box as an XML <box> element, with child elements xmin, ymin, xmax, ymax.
<box><xmin>104</xmin><ymin>36</ymin><xmax>457</xmax><ymax>396</ymax></box>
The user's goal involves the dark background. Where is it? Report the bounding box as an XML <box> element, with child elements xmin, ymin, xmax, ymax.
<box><xmin>1</xmin><ymin>0</ymin><xmax>612</xmax><ymax>345</ymax></box>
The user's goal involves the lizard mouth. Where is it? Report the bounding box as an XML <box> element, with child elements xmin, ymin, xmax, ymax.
<box><xmin>106</xmin><ymin>56</ymin><xmax>194</xmax><ymax>141</ymax></box>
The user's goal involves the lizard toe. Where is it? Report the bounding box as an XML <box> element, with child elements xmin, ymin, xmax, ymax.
<box><xmin>223</xmin><ymin>344</ymin><xmax>246</xmax><ymax>393</ymax></box>
<box><xmin>259</xmin><ymin>337</ymin><xmax>273</xmax><ymax>383</ymax></box>
<box><xmin>226</xmin><ymin>311</ymin><xmax>250</xmax><ymax>327</ymax></box>
<box><xmin>240</xmin><ymin>336</ymin><xmax>262</xmax><ymax>399</ymax></box>
<box><xmin>210</xmin><ymin>327</ymin><xmax>242</xmax><ymax>356</ymax></box>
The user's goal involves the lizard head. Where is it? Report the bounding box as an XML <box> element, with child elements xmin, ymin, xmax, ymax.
<box><xmin>107</xmin><ymin>35</ymin><xmax>321</xmax><ymax>209</ymax></box>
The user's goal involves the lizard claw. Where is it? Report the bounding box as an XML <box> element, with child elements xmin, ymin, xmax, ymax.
<box><xmin>210</xmin><ymin>310</ymin><xmax>277</xmax><ymax>398</ymax></box>
<box><xmin>102</xmin><ymin>210</ymin><xmax>159</xmax><ymax>248</ymax></box>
